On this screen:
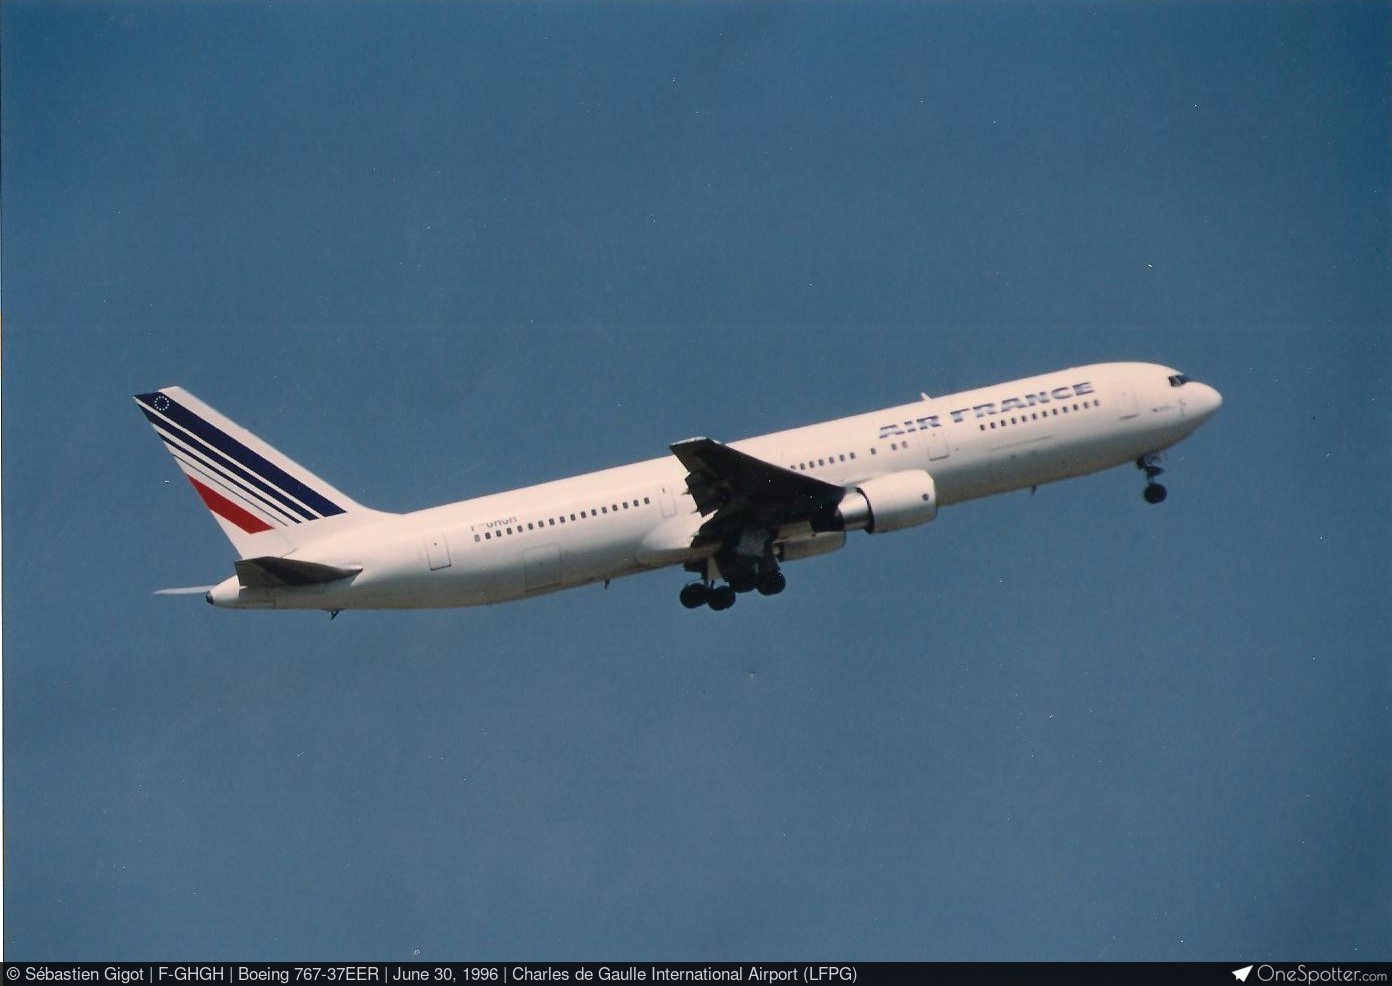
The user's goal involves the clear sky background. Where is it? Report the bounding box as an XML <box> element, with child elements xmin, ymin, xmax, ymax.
<box><xmin>3</xmin><ymin>0</ymin><xmax>1388</xmax><ymax>962</ymax></box>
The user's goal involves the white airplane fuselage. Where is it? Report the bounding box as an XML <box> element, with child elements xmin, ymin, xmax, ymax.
<box><xmin>180</xmin><ymin>361</ymin><xmax>1220</xmax><ymax>612</ymax></box>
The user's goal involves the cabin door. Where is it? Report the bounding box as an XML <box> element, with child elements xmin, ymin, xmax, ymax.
<box><xmin>1114</xmin><ymin>382</ymin><xmax>1140</xmax><ymax>420</ymax></box>
<box><xmin>425</xmin><ymin>534</ymin><xmax>452</xmax><ymax>571</ymax></box>
<box><xmin>523</xmin><ymin>545</ymin><xmax>563</xmax><ymax>591</ymax></box>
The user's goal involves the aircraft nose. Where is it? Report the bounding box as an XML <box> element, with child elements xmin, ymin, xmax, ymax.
<box><xmin>1189</xmin><ymin>382</ymin><xmax>1222</xmax><ymax>421</ymax></box>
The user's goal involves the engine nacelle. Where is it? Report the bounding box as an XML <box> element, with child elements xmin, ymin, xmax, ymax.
<box><xmin>832</xmin><ymin>469</ymin><xmax>938</xmax><ymax>534</ymax></box>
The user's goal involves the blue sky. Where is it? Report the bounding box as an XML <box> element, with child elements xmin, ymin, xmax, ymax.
<box><xmin>4</xmin><ymin>0</ymin><xmax>1388</xmax><ymax>961</ymax></box>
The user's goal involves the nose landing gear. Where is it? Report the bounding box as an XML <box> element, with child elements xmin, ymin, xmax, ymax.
<box><xmin>1137</xmin><ymin>453</ymin><xmax>1167</xmax><ymax>504</ymax></box>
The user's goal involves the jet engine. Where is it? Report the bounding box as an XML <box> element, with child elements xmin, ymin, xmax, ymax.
<box><xmin>829</xmin><ymin>469</ymin><xmax>938</xmax><ymax>534</ymax></box>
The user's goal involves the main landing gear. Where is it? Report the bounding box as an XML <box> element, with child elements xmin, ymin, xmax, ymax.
<box><xmin>1137</xmin><ymin>453</ymin><xmax>1168</xmax><ymax>504</ymax></box>
<box><xmin>679</xmin><ymin>562</ymin><xmax>786</xmax><ymax>612</ymax></box>
<box><xmin>680</xmin><ymin>582</ymin><xmax>736</xmax><ymax>610</ymax></box>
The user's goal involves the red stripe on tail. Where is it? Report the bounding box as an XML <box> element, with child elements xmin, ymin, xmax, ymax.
<box><xmin>187</xmin><ymin>476</ymin><xmax>274</xmax><ymax>533</ymax></box>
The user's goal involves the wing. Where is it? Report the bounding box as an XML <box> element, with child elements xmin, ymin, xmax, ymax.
<box><xmin>669</xmin><ymin>437</ymin><xmax>844</xmax><ymax>537</ymax></box>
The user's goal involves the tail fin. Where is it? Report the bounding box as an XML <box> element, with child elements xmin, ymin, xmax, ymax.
<box><xmin>134</xmin><ymin>387</ymin><xmax>390</xmax><ymax>558</ymax></box>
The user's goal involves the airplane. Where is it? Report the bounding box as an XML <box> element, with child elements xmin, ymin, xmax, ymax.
<box><xmin>134</xmin><ymin>361</ymin><xmax>1221</xmax><ymax>614</ymax></box>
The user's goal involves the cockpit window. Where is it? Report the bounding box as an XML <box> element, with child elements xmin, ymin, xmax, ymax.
<box><xmin>1168</xmin><ymin>374</ymin><xmax>1191</xmax><ymax>387</ymax></box>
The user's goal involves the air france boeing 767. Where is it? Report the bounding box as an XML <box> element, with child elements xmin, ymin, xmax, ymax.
<box><xmin>135</xmin><ymin>361</ymin><xmax>1221</xmax><ymax>614</ymax></box>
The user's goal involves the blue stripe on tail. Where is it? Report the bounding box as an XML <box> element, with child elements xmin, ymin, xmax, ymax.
<box><xmin>135</xmin><ymin>392</ymin><xmax>345</xmax><ymax>519</ymax></box>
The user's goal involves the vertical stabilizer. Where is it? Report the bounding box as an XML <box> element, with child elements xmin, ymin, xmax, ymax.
<box><xmin>134</xmin><ymin>387</ymin><xmax>392</xmax><ymax>558</ymax></box>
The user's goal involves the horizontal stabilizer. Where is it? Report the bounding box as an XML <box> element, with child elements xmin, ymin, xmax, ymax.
<box><xmin>234</xmin><ymin>556</ymin><xmax>363</xmax><ymax>589</ymax></box>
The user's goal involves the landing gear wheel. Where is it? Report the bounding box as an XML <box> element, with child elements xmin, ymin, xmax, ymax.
<box><xmin>1137</xmin><ymin>454</ymin><xmax>1168</xmax><ymax>504</ymax></box>
<box><xmin>728</xmin><ymin>572</ymin><xmax>758</xmax><ymax>594</ymax></box>
<box><xmin>679</xmin><ymin>583</ymin><xmax>710</xmax><ymax>609</ymax></box>
<box><xmin>756</xmin><ymin>570</ymin><xmax>787</xmax><ymax>596</ymax></box>
<box><xmin>708</xmin><ymin>585</ymin><xmax>738</xmax><ymax>611</ymax></box>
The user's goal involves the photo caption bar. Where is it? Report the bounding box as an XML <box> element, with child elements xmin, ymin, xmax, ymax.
<box><xmin>3</xmin><ymin>964</ymin><xmax>1388</xmax><ymax>986</ymax></box>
